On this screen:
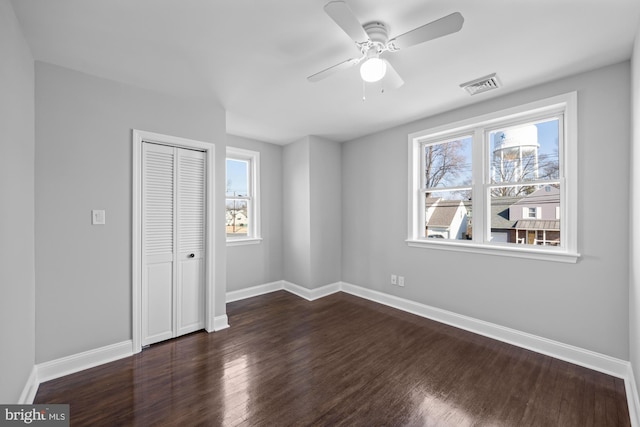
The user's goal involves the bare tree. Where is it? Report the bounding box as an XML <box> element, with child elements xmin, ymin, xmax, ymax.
<box><xmin>226</xmin><ymin>200</ymin><xmax>243</xmax><ymax>233</ymax></box>
<box><xmin>539</xmin><ymin>149</ymin><xmax>560</xmax><ymax>180</ymax></box>
<box><xmin>226</xmin><ymin>179</ymin><xmax>245</xmax><ymax>233</ymax></box>
<box><xmin>490</xmin><ymin>148</ymin><xmax>539</xmax><ymax>197</ymax></box>
<box><xmin>424</xmin><ymin>139</ymin><xmax>468</xmax><ymax>198</ymax></box>
<box><xmin>490</xmin><ymin>146</ymin><xmax>560</xmax><ymax>198</ymax></box>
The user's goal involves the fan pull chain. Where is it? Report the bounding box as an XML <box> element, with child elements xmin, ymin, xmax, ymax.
<box><xmin>362</xmin><ymin>80</ymin><xmax>366</xmax><ymax>102</ymax></box>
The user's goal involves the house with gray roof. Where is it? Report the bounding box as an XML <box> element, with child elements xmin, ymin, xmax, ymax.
<box><xmin>490</xmin><ymin>186</ymin><xmax>560</xmax><ymax>245</ymax></box>
<box><xmin>425</xmin><ymin>198</ymin><xmax>468</xmax><ymax>240</ymax></box>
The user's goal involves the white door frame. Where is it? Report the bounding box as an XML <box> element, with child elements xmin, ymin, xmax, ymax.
<box><xmin>132</xmin><ymin>129</ymin><xmax>215</xmax><ymax>353</ymax></box>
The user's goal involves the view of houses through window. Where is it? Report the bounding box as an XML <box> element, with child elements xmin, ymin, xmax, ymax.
<box><xmin>225</xmin><ymin>147</ymin><xmax>261</xmax><ymax>242</ymax></box>
<box><xmin>226</xmin><ymin>158</ymin><xmax>250</xmax><ymax>238</ymax></box>
<box><xmin>487</xmin><ymin>118</ymin><xmax>561</xmax><ymax>246</ymax></box>
<box><xmin>423</xmin><ymin>117</ymin><xmax>561</xmax><ymax>247</ymax></box>
<box><xmin>423</xmin><ymin>135</ymin><xmax>472</xmax><ymax>240</ymax></box>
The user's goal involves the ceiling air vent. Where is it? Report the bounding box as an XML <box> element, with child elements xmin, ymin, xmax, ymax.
<box><xmin>460</xmin><ymin>73</ymin><xmax>500</xmax><ymax>96</ymax></box>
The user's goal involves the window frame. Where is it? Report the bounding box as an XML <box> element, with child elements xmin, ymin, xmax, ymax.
<box><xmin>407</xmin><ymin>92</ymin><xmax>579</xmax><ymax>263</ymax></box>
<box><xmin>523</xmin><ymin>207</ymin><xmax>540</xmax><ymax>219</ymax></box>
<box><xmin>226</xmin><ymin>147</ymin><xmax>262</xmax><ymax>246</ymax></box>
<box><xmin>420</xmin><ymin>134</ymin><xmax>474</xmax><ymax>240</ymax></box>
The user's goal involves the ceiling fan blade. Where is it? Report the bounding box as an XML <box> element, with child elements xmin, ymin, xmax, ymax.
<box><xmin>307</xmin><ymin>57</ymin><xmax>361</xmax><ymax>82</ymax></box>
<box><xmin>324</xmin><ymin>1</ymin><xmax>370</xmax><ymax>44</ymax></box>
<box><xmin>381</xmin><ymin>59</ymin><xmax>404</xmax><ymax>89</ymax></box>
<box><xmin>389</xmin><ymin>12</ymin><xmax>464</xmax><ymax>50</ymax></box>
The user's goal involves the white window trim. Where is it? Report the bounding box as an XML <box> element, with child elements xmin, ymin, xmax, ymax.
<box><xmin>523</xmin><ymin>207</ymin><xmax>541</xmax><ymax>219</ymax></box>
<box><xmin>226</xmin><ymin>147</ymin><xmax>262</xmax><ymax>245</ymax></box>
<box><xmin>407</xmin><ymin>92</ymin><xmax>579</xmax><ymax>263</ymax></box>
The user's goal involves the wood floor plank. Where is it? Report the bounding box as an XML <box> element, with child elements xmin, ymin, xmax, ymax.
<box><xmin>34</xmin><ymin>291</ymin><xmax>631</xmax><ymax>426</ymax></box>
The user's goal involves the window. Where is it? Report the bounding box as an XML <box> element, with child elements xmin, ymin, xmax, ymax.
<box><xmin>226</xmin><ymin>147</ymin><xmax>261</xmax><ymax>245</ymax></box>
<box><xmin>408</xmin><ymin>93</ymin><xmax>578</xmax><ymax>262</ymax></box>
<box><xmin>523</xmin><ymin>207</ymin><xmax>539</xmax><ymax>219</ymax></box>
<box><xmin>422</xmin><ymin>135</ymin><xmax>473</xmax><ymax>241</ymax></box>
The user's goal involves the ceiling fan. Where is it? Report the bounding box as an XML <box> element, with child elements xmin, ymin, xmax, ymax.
<box><xmin>307</xmin><ymin>1</ymin><xmax>464</xmax><ymax>90</ymax></box>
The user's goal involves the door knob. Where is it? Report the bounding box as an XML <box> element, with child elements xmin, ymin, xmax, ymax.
<box><xmin>188</xmin><ymin>253</ymin><xmax>195</xmax><ymax>258</ymax></box>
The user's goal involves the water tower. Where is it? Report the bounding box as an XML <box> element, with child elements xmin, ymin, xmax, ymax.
<box><xmin>492</xmin><ymin>125</ymin><xmax>540</xmax><ymax>183</ymax></box>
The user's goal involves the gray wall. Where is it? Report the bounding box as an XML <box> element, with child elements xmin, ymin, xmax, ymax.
<box><xmin>309</xmin><ymin>136</ymin><xmax>342</xmax><ymax>288</ymax></box>
<box><xmin>0</xmin><ymin>0</ymin><xmax>36</xmax><ymax>402</ymax></box>
<box><xmin>226</xmin><ymin>134</ymin><xmax>283</xmax><ymax>292</ymax></box>
<box><xmin>282</xmin><ymin>136</ymin><xmax>342</xmax><ymax>289</ymax></box>
<box><xmin>283</xmin><ymin>137</ymin><xmax>312</xmax><ymax>287</ymax></box>
<box><xmin>35</xmin><ymin>62</ymin><xmax>227</xmax><ymax>363</ymax></box>
<box><xmin>630</xmin><ymin>24</ymin><xmax>640</xmax><ymax>399</ymax></box>
<box><xmin>342</xmin><ymin>61</ymin><xmax>631</xmax><ymax>359</ymax></box>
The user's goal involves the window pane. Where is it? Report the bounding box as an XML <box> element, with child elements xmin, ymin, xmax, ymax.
<box><xmin>489</xmin><ymin>184</ymin><xmax>561</xmax><ymax>246</ymax></box>
<box><xmin>425</xmin><ymin>190</ymin><xmax>470</xmax><ymax>240</ymax></box>
<box><xmin>226</xmin><ymin>199</ymin><xmax>248</xmax><ymax>238</ymax></box>
<box><xmin>424</xmin><ymin>136</ymin><xmax>473</xmax><ymax>189</ymax></box>
<box><xmin>226</xmin><ymin>159</ymin><xmax>249</xmax><ymax>197</ymax></box>
<box><xmin>490</xmin><ymin>118</ymin><xmax>559</xmax><ymax>187</ymax></box>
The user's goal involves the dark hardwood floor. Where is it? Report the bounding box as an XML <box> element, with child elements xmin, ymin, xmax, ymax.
<box><xmin>35</xmin><ymin>291</ymin><xmax>631</xmax><ymax>426</ymax></box>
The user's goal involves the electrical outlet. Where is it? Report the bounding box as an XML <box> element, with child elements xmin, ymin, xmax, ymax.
<box><xmin>92</xmin><ymin>209</ymin><xmax>105</xmax><ymax>225</ymax></box>
<box><xmin>391</xmin><ymin>274</ymin><xmax>397</xmax><ymax>285</ymax></box>
<box><xmin>398</xmin><ymin>276</ymin><xmax>405</xmax><ymax>287</ymax></box>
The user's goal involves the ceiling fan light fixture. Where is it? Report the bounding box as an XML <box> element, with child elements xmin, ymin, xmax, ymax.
<box><xmin>360</xmin><ymin>57</ymin><xmax>387</xmax><ymax>82</ymax></box>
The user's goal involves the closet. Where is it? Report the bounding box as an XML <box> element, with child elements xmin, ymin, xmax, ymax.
<box><xmin>141</xmin><ymin>142</ymin><xmax>206</xmax><ymax>346</ymax></box>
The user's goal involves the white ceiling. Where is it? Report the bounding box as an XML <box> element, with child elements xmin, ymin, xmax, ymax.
<box><xmin>10</xmin><ymin>0</ymin><xmax>640</xmax><ymax>145</ymax></box>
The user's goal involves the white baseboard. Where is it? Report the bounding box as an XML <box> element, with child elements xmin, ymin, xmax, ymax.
<box><xmin>18</xmin><ymin>366</ymin><xmax>38</xmax><ymax>404</ymax></box>
<box><xmin>226</xmin><ymin>281</ymin><xmax>284</xmax><ymax>303</ymax></box>
<box><xmin>36</xmin><ymin>340</ymin><xmax>133</xmax><ymax>384</ymax></box>
<box><xmin>228</xmin><ymin>280</ymin><xmax>629</xmax><ymax>377</ymax></box>
<box><xmin>626</xmin><ymin>364</ymin><xmax>640</xmax><ymax>427</ymax></box>
<box><xmin>213</xmin><ymin>314</ymin><xmax>230</xmax><ymax>331</ymax></box>
<box><xmin>340</xmin><ymin>282</ymin><xmax>630</xmax><ymax>379</ymax></box>
<box><xmin>282</xmin><ymin>281</ymin><xmax>341</xmax><ymax>301</ymax></box>
<box><xmin>224</xmin><ymin>280</ymin><xmax>341</xmax><ymax>303</ymax></box>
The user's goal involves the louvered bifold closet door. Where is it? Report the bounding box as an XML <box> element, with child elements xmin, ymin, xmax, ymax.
<box><xmin>176</xmin><ymin>148</ymin><xmax>206</xmax><ymax>335</ymax></box>
<box><xmin>142</xmin><ymin>143</ymin><xmax>175</xmax><ymax>346</ymax></box>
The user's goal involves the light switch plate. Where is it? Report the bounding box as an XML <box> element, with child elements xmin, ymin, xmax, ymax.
<box><xmin>92</xmin><ymin>209</ymin><xmax>105</xmax><ymax>225</ymax></box>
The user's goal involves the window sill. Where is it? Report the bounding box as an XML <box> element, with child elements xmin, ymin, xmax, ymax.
<box><xmin>406</xmin><ymin>239</ymin><xmax>580</xmax><ymax>263</ymax></box>
<box><xmin>227</xmin><ymin>238</ymin><xmax>263</xmax><ymax>247</ymax></box>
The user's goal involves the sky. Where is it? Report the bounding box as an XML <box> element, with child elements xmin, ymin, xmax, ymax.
<box><xmin>443</xmin><ymin>117</ymin><xmax>559</xmax><ymax>189</ymax></box>
<box><xmin>226</xmin><ymin>159</ymin><xmax>248</xmax><ymax>196</ymax></box>
<box><xmin>489</xmin><ymin>118</ymin><xmax>559</xmax><ymax>181</ymax></box>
